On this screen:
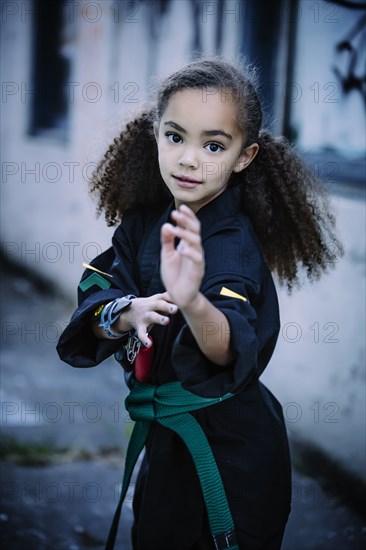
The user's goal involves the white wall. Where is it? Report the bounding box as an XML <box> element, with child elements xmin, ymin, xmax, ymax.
<box><xmin>262</xmin><ymin>192</ymin><xmax>366</xmax><ymax>481</ymax></box>
<box><xmin>291</xmin><ymin>0</ymin><xmax>365</xmax><ymax>156</ymax></box>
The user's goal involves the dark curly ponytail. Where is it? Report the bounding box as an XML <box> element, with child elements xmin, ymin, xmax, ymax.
<box><xmin>233</xmin><ymin>130</ymin><xmax>343</xmax><ymax>290</ymax></box>
<box><xmin>89</xmin><ymin>108</ymin><xmax>170</xmax><ymax>226</ymax></box>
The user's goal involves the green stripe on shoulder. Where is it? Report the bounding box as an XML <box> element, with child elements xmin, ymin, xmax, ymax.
<box><xmin>79</xmin><ymin>273</ymin><xmax>111</xmax><ymax>292</ymax></box>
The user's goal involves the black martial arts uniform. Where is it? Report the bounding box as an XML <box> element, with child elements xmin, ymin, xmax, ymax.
<box><xmin>57</xmin><ymin>186</ymin><xmax>292</xmax><ymax>550</ymax></box>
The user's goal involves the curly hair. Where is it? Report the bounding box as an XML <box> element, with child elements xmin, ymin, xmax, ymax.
<box><xmin>89</xmin><ymin>57</ymin><xmax>343</xmax><ymax>291</ymax></box>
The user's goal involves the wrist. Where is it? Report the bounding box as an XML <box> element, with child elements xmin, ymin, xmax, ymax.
<box><xmin>179</xmin><ymin>292</ymin><xmax>205</xmax><ymax>314</ymax></box>
<box><xmin>98</xmin><ymin>295</ymin><xmax>136</xmax><ymax>339</ymax></box>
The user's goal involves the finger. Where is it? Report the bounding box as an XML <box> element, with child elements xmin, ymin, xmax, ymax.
<box><xmin>148</xmin><ymin>311</ymin><xmax>171</xmax><ymax>326</ymax></box>
<box><xmin>163</xmin><ymin>292</ymin><xmax>176</xmax><ymax>304</ymax></box>
<box><xmin>153</xmin><ymin>299</ymin><xmax>179</xmax><ymax>315</ymax></box>
<box><xmin>179</xmin><ymin>203</ymin><xmax>196</xmax><ymax>217</ymax></box>
<box><xmin>161</xmin><ymin>223</ymin><xmax>177</xmax><ymax>251</ymax></box>
<box><xmin>171</xmin><ymin>206</ymin><xmax>201</xmax><ymax>233</ymax></box>
<box><xmin>149</xmin><ymin>293</ymin><xmax>178</xmax><ymax>313</ymax></box>
<box><xmin>135</xmin><ymin>325</ymin><xmax>151</xmax><ymax>347</ymax></box>
<box><xmin>171</xmin><ymin>226</ymin><xmax>201</xmax><ymax>247</ymax></box>
<box><xmin>176</xmin><ymin>244</ymin><xmax>204</xmax><ymax>264</ymax></box>
<box><xmin>154</xmin><ymin>292</ymin><xmax>171</xmax><ymax>301</ymax></box>
<box><xmin>136</xmin><ymin>316</ymin><xmax>169</xmax><ymax>346</ymax></box>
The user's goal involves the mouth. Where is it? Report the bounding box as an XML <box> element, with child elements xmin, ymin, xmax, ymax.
<box><xmin>173</xmin><ymin>174</ymin><xmax>203</xmax><ymax>188</ymax></box>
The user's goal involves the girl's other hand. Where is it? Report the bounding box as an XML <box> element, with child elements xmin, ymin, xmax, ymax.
<box><xmin>160</xmin><ymin>205</ymin><xmax>205</xmax><ymax>310</ymax></box>
<box><xmin>116</xmin><ymin>291</ymin><xmax>178</xmax><ymax>347</ymax></box>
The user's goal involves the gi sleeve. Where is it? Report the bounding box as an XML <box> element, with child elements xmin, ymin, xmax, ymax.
<box><xmin>56</xmin><ymin>218</ymin><xmax>141</xmax><ymax>368</ymax></box>
<box><xmin>171</xmin><ymin>220</ymin><xmax>280</xmax><ymax>397</ymax></box>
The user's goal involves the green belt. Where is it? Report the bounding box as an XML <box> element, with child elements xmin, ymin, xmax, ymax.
<box><xmin>105</xmin><ymin>380</ymin><xmax>239</xmax><ymax>550</ymax></box>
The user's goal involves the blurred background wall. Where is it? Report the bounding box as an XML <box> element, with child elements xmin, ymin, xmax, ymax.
<box><xmin>1</xmin><ymin>0</ymin><xmax>365</xmax><ymax>490</ymax></box>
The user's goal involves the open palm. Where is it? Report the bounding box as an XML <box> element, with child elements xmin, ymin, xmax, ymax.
<box><xmin>160</xmin><ymin>205</ymin><xmax>205</xmax><ymax>309</ymax></box>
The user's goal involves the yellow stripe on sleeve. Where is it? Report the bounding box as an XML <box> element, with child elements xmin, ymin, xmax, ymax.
<box><xmin>82</xmin><ymin>263</ymin><xmax>113</xmax><ymax>278</ymax></box>
<box><xmin>220</xmin><ymin>286</ymin><xmax>247</xmax><ymax>302</ymax></box>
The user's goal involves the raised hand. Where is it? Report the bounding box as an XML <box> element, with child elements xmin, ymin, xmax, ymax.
<box><xmin>160</xmin><ymin>204</ymin><xmax>205</xmax><ymax>309</ymax></box>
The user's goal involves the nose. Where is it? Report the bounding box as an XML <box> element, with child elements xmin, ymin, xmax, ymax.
<box><xmin>178</xmin><ymin>146</ymin><xmax>199</xmax><ymax>169</ymax></box>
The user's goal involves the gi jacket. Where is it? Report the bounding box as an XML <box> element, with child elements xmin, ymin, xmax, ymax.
<box><xmin>57</xmin><ymin>186</ymin><xmax>280</xmax><ymax>395</ymax></box>
<box><xmin>57</xmin><ymin>186</ymin><xmax>291</xmax><ymax>547</ymax></box>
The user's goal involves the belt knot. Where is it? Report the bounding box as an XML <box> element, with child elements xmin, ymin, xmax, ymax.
<box><xmin>125</xmin><ymin>383</ymin><xmax>156</xmax><ymax>421</ymax></box>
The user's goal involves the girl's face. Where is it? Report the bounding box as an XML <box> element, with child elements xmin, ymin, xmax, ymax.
<box><xmin>155</xmin><ymin>88</ymin><xmax>258</xmax><ymax>213</ymax></box>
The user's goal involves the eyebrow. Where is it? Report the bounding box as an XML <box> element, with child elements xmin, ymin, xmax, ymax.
<box><xmin>164</xmin><ymin>121</ymin><xmax>233</xmax><ymax>140</ymax></box>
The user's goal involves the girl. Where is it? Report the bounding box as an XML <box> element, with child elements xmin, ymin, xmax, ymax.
<box><xmin>57</xmin><ymin>58</ymin><xmax>343</xmax><ymax>550</ymax></box>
